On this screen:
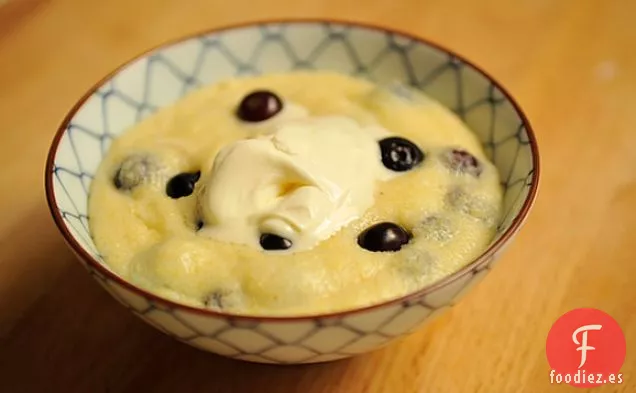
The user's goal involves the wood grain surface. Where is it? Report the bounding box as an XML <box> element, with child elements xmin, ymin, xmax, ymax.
<box><xmin>1</xmin><ymin>0</ymin><xmax>635</xmax><ymax>392</ymax></box>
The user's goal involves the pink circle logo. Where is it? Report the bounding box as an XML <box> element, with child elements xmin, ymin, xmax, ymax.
<box><xmin>546</xmin><ymin>308</ymin><xmax>626</xmax><ymax>387</ymax></box>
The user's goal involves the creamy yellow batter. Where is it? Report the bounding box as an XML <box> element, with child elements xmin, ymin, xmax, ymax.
<box><xmin>88</xmin><ymin>71</ymin><xmax>502</xmax><ymax>316</ymax></box>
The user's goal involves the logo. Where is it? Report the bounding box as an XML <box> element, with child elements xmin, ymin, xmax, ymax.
<box><xmin>546</xmin><ymin>308</ymin><xmax>626</xmax><ymax>387</ymax></box>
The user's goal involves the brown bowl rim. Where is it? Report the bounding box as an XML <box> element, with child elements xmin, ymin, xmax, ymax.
<box><xmin>44</xmin><ymin>17</ymin><xmax>541</xmax><ymax>322</ymax></box>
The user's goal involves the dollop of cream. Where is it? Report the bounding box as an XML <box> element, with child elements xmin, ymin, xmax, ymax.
<box><xmin>198</xmin><ymin>113</ymin><xmax>395</xmax><ymax>251</ymax></box>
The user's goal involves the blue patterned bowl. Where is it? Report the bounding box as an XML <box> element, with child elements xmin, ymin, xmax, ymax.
<box><xmin>45</xmin><ymin>19</ymin><xmax>539</xmax><ymax>364</ymax></box>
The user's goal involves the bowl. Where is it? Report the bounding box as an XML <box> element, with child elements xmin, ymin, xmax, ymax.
<box><xmin>45</xmin><ymin>19</ymin><xmax>539</xmax><ymax>364</ymax></box>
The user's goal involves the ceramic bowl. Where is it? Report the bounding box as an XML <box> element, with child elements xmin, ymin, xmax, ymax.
<box><xmin>45</xmin><ymin>19</ymin><xmax>539</xmax><ymax>364</ymax></box>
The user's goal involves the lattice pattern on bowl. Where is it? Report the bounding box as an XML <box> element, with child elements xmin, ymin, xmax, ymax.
<box><xmin>46</xmin><ymin>21</ymin><xmax>538</xmax><ymax>364</ymax></box>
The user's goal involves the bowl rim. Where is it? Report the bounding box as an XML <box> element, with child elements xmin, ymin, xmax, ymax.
<box><xmin>44</xmin><ymin>17</ymin><xmax>540</xmax><ymax>322</ymax></box>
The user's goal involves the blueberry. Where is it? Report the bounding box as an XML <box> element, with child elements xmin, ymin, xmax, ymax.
<box><xmin>416</xmin><ymin>216</ymin><xmax>455</xmax><ymax>242</ymax></box>
<box><xmin>396</xmin><ymin>248</ymin><xmax>435</xmax><ymax>278</ymax></box>
<box><xmin>259</xmin><ymin>233</ymin><xmax>292</xmax><ymax>251</ymax></box>
<box><xmin>165</xmin><ymin>171</ymin><xmax>201</xmax><ymax>199</ymax></box>
<box><xmin>205</xmin><ymin>292</ymin><xmax>225</xmax><ymax>309</ymax></box>
<box><xmin>357</xmin><ymin>222</ymin><xmax>411</xmax><ymax>252</ymax></box>
<box><xmin>204</xmin><ymin>288</ymin><xmax>241</xmax><ymax>310</ymax></box>
<box><xmin>443</xmin><ymin>149</ymin><xmax>482</xmax><ymax>177</ymax></box>
<box><xmin>236</xmin><ymin>90</ymin><xmax>283</xmax><ymax>122</ymax></box>
<box><xmin>379</xmin><ymin>137</ymin><xmax>424</xmax><ymax>172</ymax></box>
<box><xmin>446</xmin><ymin>188</ymin><xmax>470</xmax><ymax>211</ymax></box>
<box><xmin>113</xmin><ymin>155</ymin><xmax>161</xmax><ymax>191</ymax></box>
<box><xmin>445</xmin><ymin>187</ymin><xmax>498</xmax><ymax>225</ymax></box>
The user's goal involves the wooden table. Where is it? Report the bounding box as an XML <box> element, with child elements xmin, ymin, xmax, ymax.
<box><xmin>1</xmin><ymin>0</ymin><xmax>635</xmax><ymax>392</ymax></box>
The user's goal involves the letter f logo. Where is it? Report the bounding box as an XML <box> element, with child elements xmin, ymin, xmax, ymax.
<box><xmin>572</xmin><ymin>324</ymin><xmax>602</xmax><ymax>368</ymax></box>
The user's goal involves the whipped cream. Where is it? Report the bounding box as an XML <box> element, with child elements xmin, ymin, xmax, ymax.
<box><xmin>198</xmin><ymin>113</ymin><xmax>396</xmax><ymax>251</ymax></box>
